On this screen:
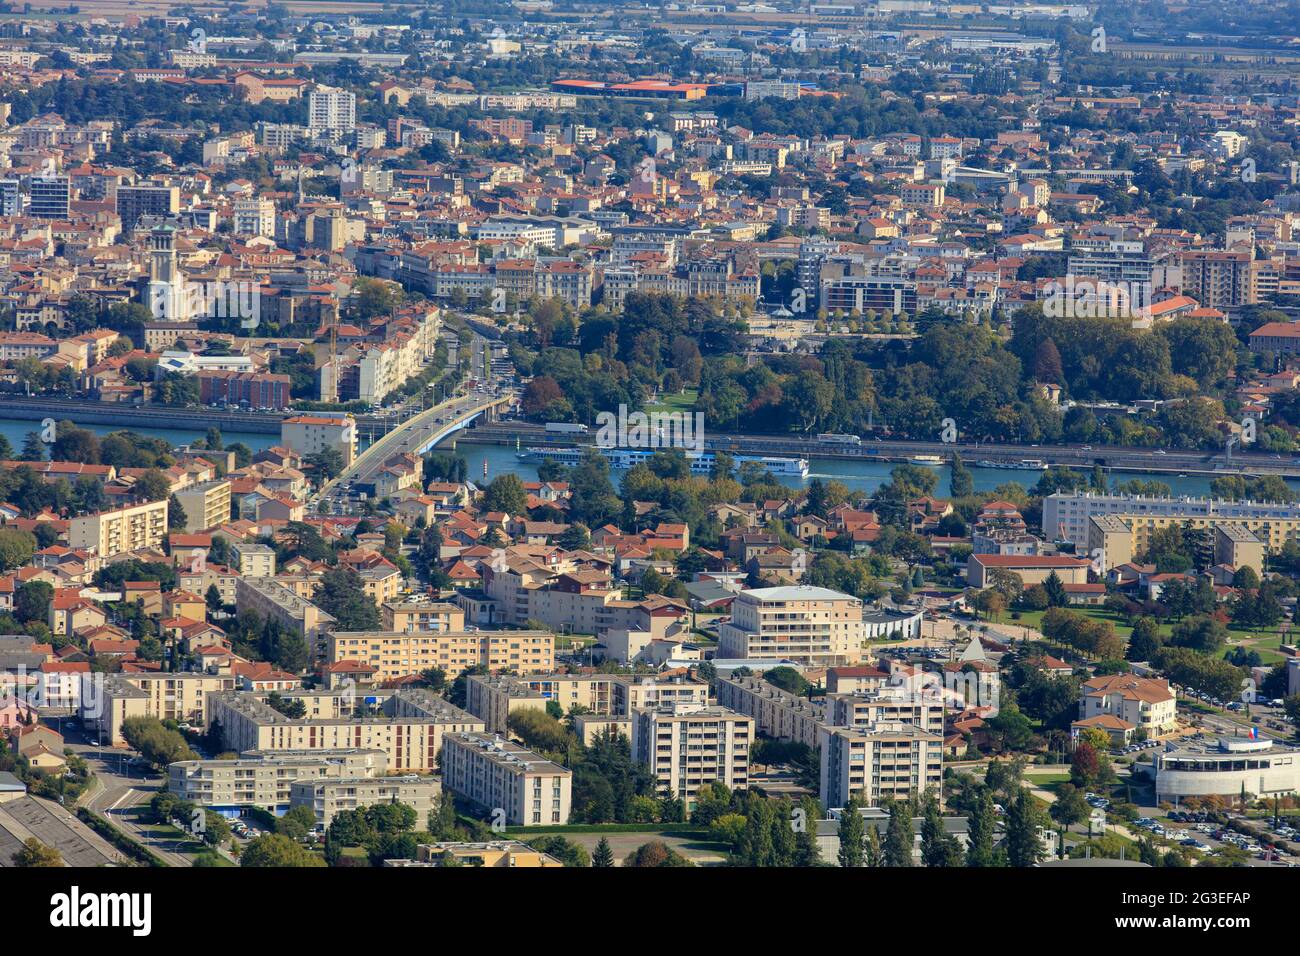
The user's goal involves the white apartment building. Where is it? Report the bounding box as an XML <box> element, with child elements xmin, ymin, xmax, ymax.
<box><xmin>289</xmin><ymin>774</ymin><xmax>442</xmax><ymax>826</ymax></box>
<box><xmin>233</xmin><ymin>197</ymin><xmax>276</xmax><ymax>238</ymax></box>
<box><xmin>718</xmin><ymin>586</ymin><xmax>866</xmax><ymax>666</ymax></box>
<box><xmin>631</xmin><ymin>703</ymin><xmax>754</xmax><ymax>806</ymax></box>
<box><xmin>819</xmin><ymin>722</ymin><xmax>944</xmax><ymax>809</ymax></box>
<box><xmin>308</xmin><ymin>86</ymin><xmax>356</xmax><ymax>134</ymax></box>
<box><xmin>440</xmin><ymin>732</ymin><xmax>572</xmax><ymax>826</ymax></box>
<box><xmin>168</xmin><ymin>749</ymin><xmax>386</xmax><ymax>814</ymax></box>
<box><xmin>280</xmin><ymin>414</ymin><xmax>358</xmax><ymax>467</ymax></box>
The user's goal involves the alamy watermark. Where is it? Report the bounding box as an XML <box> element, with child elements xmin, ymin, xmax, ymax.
<box><xmin>1043</xmin><ymin>276</ymin><xmax>1151</xmax><ymax>324</ymax></box>
<box><xmin>149</xmin><ymin>278</ymin><xmax>261</xmax><ymax>329</ymax></box>
<box><xmin>887</xmin><ymin>659</ymin><xmax>1001</xmax><ymax>717</ymax></box>
<box><xmin>594</xmin><ymin>403</ymin><xmax>705</xmax><ymax>455</ymax></box>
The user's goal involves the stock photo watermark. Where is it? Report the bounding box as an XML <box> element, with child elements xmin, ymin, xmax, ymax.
<box><xmin>149</xmin><ymin>278</ymin><xmax>261</xmax><ymax>329</ymax></box>
<box><xmin>594</xmin><ymin>403</ymin><xmax>705</xmax><ymax>454</ymax></box>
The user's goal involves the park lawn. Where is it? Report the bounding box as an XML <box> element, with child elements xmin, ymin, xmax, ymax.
<box><xmin>1024</xmin><ymin>772</ymin><xmax>1070</xmax><ymax>788</ymax></box>
<box><xmin>644</xmin><ymin>389</ymin><xmax>698</xmax><ymax>416</ymax></box>
<box><xmin>1007</xmin><ymin>606</ymin><xmax>1288</xmax><ymax>663</ymax></box>
<box><xmin>555</xmin><ymin>634</ymin><xmax>595</xmax><ymax>650</ymax></box>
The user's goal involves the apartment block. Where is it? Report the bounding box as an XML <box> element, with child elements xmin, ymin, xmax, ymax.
<box><xmin>235</xmin><ymin>577</ymin><xmax>335</xmax><ymax>661</ymax></box>
<box><xmin>208</xmin><ymin>689</ymin><xmax>484</xmax><ymax>773</ymax></box>
<box><xmin>308</xmin><ymin>86</ymin><xmax>357</xmax><ymax>133</ymax></box>
<box><xmin>231</xmin><ymin>542</ymin><xmax>276</xmax><ymax>577</ymax></box>
<box><xmin>289</xmin><ymin>774</ymin><xmax>441</xmax><ymax>826</ymax></box>
<box><xmin>381</xmin><ymin>600</ymin><xmax>465</xmax><ymax>633</ymax></box>
<box><xmin>116</xmin><ymin>184</ymin><xmax>180</xmax><ymax>231</ymax></box>
<box><xmin>631</xmin><ymin>703</ymin><xmax>754</xmax><ymax>805</ymax></box>
<box><xmin>84</xmin><ymin>672</ymin><xmax>239</xmax><ymax>746</ymax></box>
<box><xmin>718</xmin><ymin>586</ymin><xmax>866</xmax><ymax>666</ymax></box>
<box><xmin>1179</xmin><ymin>249</ymin><xmax>1252</xmax><ymax>309</ymax></box>
<box><xmin>1045</xmin><ymin>491</ymin><xmax>1300</xmax><ymax>547</ymax></box>
<box><xmin>818</xmin><ymin>723</ymin><xmax>944</xmax><ymax>809</ymax></box>
<box><xmin>326</xmin><ymin>630</ymin><xmax>553</xmax><ymax>683</ymax></box>
<box><xmin>280</xmin><ymin>414</ymin><xmax>358</xmax><ymax>467</ymax></box>
<box><xmin>440</xmin><ymin>732</ymin><xmax>572</xmax><ymax>826</ymax></box>
<box><xmin>1086</xmin><ymin>514</ymin><xmax>1135</xmax><ymax>571</ymax></box>
<box><xmin>172</xmin><ymin>479</ymin><xmax>232</xmax><ymax>533</ymax></box>
<box><xmin>465</xmin><ymin>672</ymin><xmax>615</xmax><ymax>733</ymax></box>
<box><xmin>715</xmin><ymin>674</ymin><xmax>827</xmax><ymax>748</ymax></box>
<box><xmin>573</xmin><ymin>714</ymin><xmax>634</xmax><ymax>745</ymax></box>
<box><xmin>69</xmin><ymin>498</ymin><xmax>169</xmax><ymax>557</ymax></box>
<box><xmin>612</xmin><ymin>673</ymin><xmax>709</xmax><ymax>715</ymax></box>
<box><xmin>168</xmin><ymin>749</ymin><xmax>387</xmax><ymax>814</ymax></box>
<box><xmin>1214</xmin><ymin>523</ymin><xmax>1265</xmax><ymax>576</ymax></box>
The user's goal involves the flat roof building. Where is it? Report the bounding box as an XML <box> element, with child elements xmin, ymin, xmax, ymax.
<box><xmin>289</xmin><ymin>774</ymin><xmax>442</xmax><ymax>826</ymax></box>
<box><xmin>172</xmin><ymin>478</ymin><xmax>231</xmax><ymax>533</ymax></box>
<box><xmin>631</xmin><ymin>703</ymin><xmax>754</xmax><ymax>806</ymax></box>
<box><xmin>819</xmin><ymin>722</ymin><xmax>944</xmax><ymax>810</ymax></box>
<box><xmin>326</xmin><ymin>629</ymin><xmax>553</xmax><ymax>683</ymax></box>
<box><xmin>207</xmin><ymin>689</ymin><xmax>483</xmax><ymax>773</ymax></box>
<box><xmin>1155</xmin><ymin>737</ymin><xmax>1300</xmax><ymax>801</ymax></box>
<box><xmin>69</xmin><ymin>498</ymin><xmax>169</xmax><ymax>558</ymax></box>
<box><xmin>718</xmin><ymin>586</ymin><xmax>866</xmax><ymax>666</ymax></box>
<box><xmin>82</xmin><ymin>671</ymin><xmax>239</xmax><ymax>746</ymax></box>
<box><xmin>168</xmin><ymin>749</ymin><xmax>386</xmax><ymax>815</ymax></box>
<box><xmin>440</xmin><ymin>732</ymin><xmax>572</xmax><ymax>826</ymax></box>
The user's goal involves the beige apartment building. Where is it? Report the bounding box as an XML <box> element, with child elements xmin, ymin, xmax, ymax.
<box><xmin>208</xmin><ymin>689</ymin><xmax>485</xmax><ymax>772</ymax></box>
<box><xmin>718</xmin><ymin>586</ymin><xmax>866</xmax><ymax>666</ymax></box>
<box><xmin>1077</xmin><ymin>674</ymin><xmax>1178</xmax><ymax>739</ymax></box>
<box><xmin>168</xmin><ymin>749</ymin><xmax>386</xmax><ymax>812</ymax></box>
<box><xmin>281</xmin><ymin>414</ymin><xmax>357</xmax><ymax>466</ymax></box>
<box><xmin>289</xmin><ymin>774</ymin><xmax>442</xmax><ymax>826</ymax></box>
<box><xmin>1093</xmin><ymin>511</ymin><xmax>1294</xmax><ymax>564</ymax></box>
<box><xmin>359</xmin><ymin>567</ymin><xmax>404</xmax><ymax>609</ymax></box>
<box><xmin>440</xmin><ymin>732</ymin><xmax>572</xmax><ymax>826</ymax></box>
<box><xmin>818</xmin><ymin>722</ymin><xmax>944</xmax><ymax>809</ymax></box>
<box><xmin>84</xmin><ymin>672</ymin><xmax>239</xmax><ymax>746</ymax></box>
<box><xmin>69</xmin><ymin>498</ymin><xmax>169</xmax><ymax>557</ymax></box>
<box><xmin>465</xmin><ymin>672</ymin><xmax>710</xmax><ymax>734</ymax></box>
<box><xmin>325</xmin><ymin>629</ymin><xmax>553</xmax><ymax>682</ymax></box>
<box><xmin>716</xmin><ymin>674</ymin><xmax>827</xmax><ymax>748</ymax></box>
<box><xmin>465</xmin><ymin>673</ymin><xmax>611</xmax><ymax>733</ymax></box>
<box><xmin>382</xmin><ymin>600</ymin><xmax>465</xmax><ymax>633</ymax></box>
<box><xmin>235</xmin><ymin>577</ymin><xmax>336</xmax><ymax>662</ymax></box>
<box><xmin>572</xmin><ymin>714</ymin><xmax>633</xmax><ymax>745</ymax></box>
<box><xmin>631</xmin><ymin>704</ymin><xmax>754</xmax><ymax>806</ymax></box>
<box><xmin>1086</xmin><ymin>514</ymin><xmax>1135</xmax><ymax>571</ymax></box>
<box><xmin>718</xmin><ymin>672</ymin><xmax>949</xmax><ymax>808</ymax></box>
<box><xmin>231</xmin><ymin>542</ymin><xmax>276</xmax><ymax>577</ymax></box>
<box><xmin>482</xmin><ymin>562</ymin><xmax>687</xmax><ymax>638</ymax></box>
<box><xmin>613</xmin><ymin>673</ymin><xmax>710</xmax><ymax>715</ymax></box>
<box><xmin>1214</xmin><ymin>523</ymin><xmax>1265</xmax><ymax>576</ymax></box>
<box><xmin>825</xmin><ymin>689</ymin><xmax>946</xmax><ymax>734</ymax></box>
<box><xmin>172</xmin><ymin>479</ymin><xmax>232</xmax><ymax>533</ymax></box>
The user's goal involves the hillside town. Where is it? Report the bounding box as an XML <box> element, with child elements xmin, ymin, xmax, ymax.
<box><xmin>0</xmin><ymin>4</ymin><xmax>1297</xmax><ymax>920</ymax></box>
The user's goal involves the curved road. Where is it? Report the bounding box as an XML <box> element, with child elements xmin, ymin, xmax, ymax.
<box><xmin>315</xmin><ymin>390</ymin><xmax>513</xmax><ymax>508</ymax></box>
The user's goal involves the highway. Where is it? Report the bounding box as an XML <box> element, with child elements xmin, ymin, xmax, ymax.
<box><xmin>466</xmin><ymin>422</ymin><xmax>1300</xmax><ymax>479</ymax></box>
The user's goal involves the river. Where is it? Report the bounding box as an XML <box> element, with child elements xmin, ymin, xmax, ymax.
<box><xmin>443</xmin><ymin>439</ymin><xmax>1300</xmax><ymax>499</ymax></box>
<box><xmin>9</xmin><ymin>414</ymin><xmax>1293</xmax><ymax>501</ymax></box>
<box><xmin>0</xmin><ymin>418</ymin><xmax>279</xmax><ymax>455</ymax></box>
